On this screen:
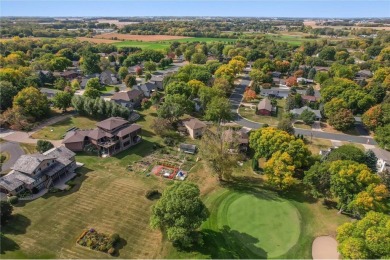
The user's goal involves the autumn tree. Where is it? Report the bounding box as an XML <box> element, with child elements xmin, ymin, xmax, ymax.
<box><xmin>228</xmin><ymin>59</ymin><xmax>245</xmax><ymax>75</ymax></box>
<box><xmin>118</xmin><ymin>66</ymin><xmax>129</xmax><ymax>80</ymax></box>
<box><xmin>187</xmin><ymin>79</ymin><xmax>206</xmax><ymax>97</ymax></box>
<box><xmin>264</xmin><ymin>151</ymin><xmax>296</xmax><ymax>190</ymax></box>
<box><xmin>191</xmin><ymin>53</ymin><xmax>207</xmax><ymax>64</ymax></box>
<box><xmin>70</xmin><ymin>79</ymin><xmax>80</xmax><ymax>91</ymax></box>
<box><xmin>337</xmin><ymin>211</ymin><xmax>390</xmax><ymax>259</ymax></box>
<box><xmin>200</xmin><ymin>127</ymin><xmax>240</xmax><ymax>181</ymax></box>
<box><xmin>243</xmin><ymin>87</ymin><xmax>257</xmax><ymax>101</ymax></box>
<box><xmin>286</xmin><ymin>76</ymin><xmax>298</xmax><ymax>87</ymax></box>
<box><xmin>362</xmin><ymin>105</ymin><xmax>383</xmax><ymax>130</ymax></box>
<box><xmin>328</xmin><ymin>108</ymin><xmax>355</xmax><ymax>131</ymax></box>
<box><xmin>324</xmin><ymin>98</ymin><xmax>347</xmax><ymax>118</ymax></box>
<box><xmin>375</xmin><ymin>124</ymin><xmax>390</xmax><ymax>150</ymax></box>
<box><xmin>13</xmin><ymin>86</ymin><xmax>50</xmax><ymax>120</ymax></box>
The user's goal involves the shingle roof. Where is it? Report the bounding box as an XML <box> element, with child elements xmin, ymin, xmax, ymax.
<box><xmin>11</xmin><ymin>154</ymin><xmax>56</xmax><ymax>175</ymax></box>
<box><xmin>44</xmin><ymin>146</ymin><xmax>76</xmax><ymax>160</ymax></box>
<box><xmin>111</xmin><ymin>90</ymin><xmax>143</xmax><ymax>102</ymax></box>
<box><xmin>257</xmin><ymin>98</ymin><xmax>272</xmax><ymax>111</ymax></box>
<box><xmin>183</xmin><ymin>118</ymin><xmax>206</xmax><ymax>130</ymax></box>
<box><xmin>290</xmin><ymin>106</ymin><xmax>322</xmax><ymax>119</ymax></box>
<box><xmin>88</xmin><ymin>128</ymin><xmax>112</xmax><ymax>140</ymax></box>
<box><xmin>301</xmin><ymin>95</ymin><xmax>317</xmax><ymax>102</ymax></box>
<box><xmin>96</xmin><ymin>117</ymin><xmax>129</xmax><ymax>131</ymax></box>
<box><xmin>62</xmin><ymin>130</ymin><xmax>91</xmax><ymax>144</ymax></box>
<box><xmin>0</xmin><ymin>171</ymin><xmax>24</xmax><ymax>191</ymax></box>
<box><xmin>117</xmin><ymin>124</ymin><xmax>141</xmax><ymax>137</ymax></box>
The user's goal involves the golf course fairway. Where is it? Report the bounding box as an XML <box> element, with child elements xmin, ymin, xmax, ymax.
<box><xmin>202</xmin><ymin>189</ymin><xmax>301</xmax><ymax>258</ymax></box>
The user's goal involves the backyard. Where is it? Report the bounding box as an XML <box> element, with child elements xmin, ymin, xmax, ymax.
<box><xmin>31</xmin><ymin>116</ymin><xmax>99</xmax><ymax>140</ymax></box>
<box><xmin>238</xmin><ymin>99</ymin><xmax>286</xmax><ymax>126</ymax></box>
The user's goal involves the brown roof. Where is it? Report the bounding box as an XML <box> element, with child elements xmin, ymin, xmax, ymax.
<box><xmin>111</xmin><ymin>90</ymin><xmax>143</xmax><ymax>102</ymax></box>
<box><xmin>257</xmin><ymin>98</ymin><xmax>272</xmax><ymax>111</ymax></box>
<box><xmin>223</xmin><ymin>129</ymin><xmax>249</xmax><ymax>144</ymax></box>
<box><xmin>62</xmin><ymin>130</ymin><xmax>90</xmax><ymax>144</ymax></box>
<box><xmin>183</xmin><ymin>118</ymin><xmax>206</xmax><ymax>130</ymax></box>
<box><xmin>96</xmin><ymin>117</ymin><xmax>129</xmax><ymax>131</ymax></box>
<box><xmin>117</xmin><ymin>124</ymin><xmax>141</xmax><ymax>137</ymax></box>
<box><xmin>88</xmin><ymin>128</ymin><xmax>112</xmax><ymax>140</ymax></box>
<box><xmin>301</xmin><ymin>95</ymin><xmax>317</xmax><ymax>102</ymax></box>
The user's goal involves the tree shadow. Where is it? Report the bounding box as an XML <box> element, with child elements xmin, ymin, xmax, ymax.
<box><xmin>1</xmin><ymin>213</ymin><xmax>31</xmax><ymax>235</ymax></box>
<box><xmin>0</xmin><ymin>234</ymin><xmax>20</xmax><ymax>254</ymax></box>
<box><xmin>182</xmin><ymin>225</ymin><xmax>267</xmax><ymax>259</ymax></box>
<box><xmin>115</xmin><ymin>139</ymin><xmax>157</xmax><ymax>159</ymax></box>
<box><xmin>113</xmin><ymin>237</ymin><xmax>128</xmax><ymax>257</ymax></box>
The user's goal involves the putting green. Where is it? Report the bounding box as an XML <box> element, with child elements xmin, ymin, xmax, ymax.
<box><xmin>208</xmin><ymin>190</ymin><xmax>301</xmax><ymax>258</ymax></box>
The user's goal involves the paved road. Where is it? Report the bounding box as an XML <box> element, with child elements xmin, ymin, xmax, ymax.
<box><xmin>0</xmin><ymin>142</ymin><xmax>25</xmax><ymax>172</ymax></box>
<box><xmin>230</xmin><ymin>75</ymin><xmax>378</xmax><ymax>145</ymax></box>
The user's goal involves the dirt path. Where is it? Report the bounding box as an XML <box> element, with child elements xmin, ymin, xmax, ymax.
<box><xmin>312</xmin><ymin>236</ymin><xmax>339</xmax><ymax>259</ymax></box>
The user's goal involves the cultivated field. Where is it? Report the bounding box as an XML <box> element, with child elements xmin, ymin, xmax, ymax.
<box><xmin>76</xmin><ymin>37</ymin><xmax>120</xmax><ymax>44</ymax></box>
<box><xmin>95</xmin><ymin>33</ymin><xmax>192</xmax><ymax>42</ymax></box>
<box><xmin>303</xmin><ymin>20</ymin><xmax>390</xmax><ymax>31</ymax></box>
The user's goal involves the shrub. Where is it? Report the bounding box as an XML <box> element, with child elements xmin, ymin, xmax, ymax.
<box><xmin>7</xmin><ymin>196</ymin><xmax>18</xmax><ymax>205</ymax></box>
<box><xmin>145</xmin><ymin>189</ymin><xmax>161</xmax><ymax>200</ymax></box>
<box><xmin>114</xmin><ymin>86</ymin><xmax>120</xmax><ymax>92</ymax></box>
<box><xmin>109</xmin><ymin>233</ymin><xmax>120</xmax><ymax>245</ymax></box>
<box><xmin>163</xmin><ymin>137</ymin><xmax>175</xmax><ymax>146</ymax></box>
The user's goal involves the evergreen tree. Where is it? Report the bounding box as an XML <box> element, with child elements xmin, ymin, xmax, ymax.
<box><xmin>365</xmin><ymin>150</ymin><xmax>378</xmax><ymax>172</ymax></box>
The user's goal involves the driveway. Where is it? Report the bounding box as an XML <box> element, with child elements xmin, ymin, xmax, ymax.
<box><xmin>0</xmin><ymin>142</ymin><xmax>25</xmax><ymax>172</ymax></box>
<box><xmin>229</xmin><ymin>74</ymin><xmax>378</xmax><ymax>145</ymax></box>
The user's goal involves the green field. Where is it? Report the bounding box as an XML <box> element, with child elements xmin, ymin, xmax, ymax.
<box><xmin>113</xmin><ymin>37</ymin><xmax>237</xmax><ymax>50</ymax></box>
<box><xmin>31</xmin><ymin>116</ymin><xmax>99</xmax><ymax>140</ymax></box>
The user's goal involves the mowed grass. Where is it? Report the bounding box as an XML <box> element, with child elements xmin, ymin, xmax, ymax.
<box><xmin>113</xmin><ymin>37</ymin><xmax>237</xmax><ymax>50</ymax></box>
<box><xmin>168</xmin><ymin>185</ymin><xmax>350</xmax><ymax>259</ymax></box>
<box><xmin>1</xmin><ymin>154</ymin><xmax>166</xmax><ymax>258</ymax></box>
<box><xmin>31</xmin><ymin>116</ymin><xmax>99</xmax><ymax>140</ymax></box>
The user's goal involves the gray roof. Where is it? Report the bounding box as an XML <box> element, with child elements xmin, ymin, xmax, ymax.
<box><xmin>371</xmin><ymin>148</ymin><xmax>390</xmax><ymax>163</ymax></box>
<box><xmin>290</xmin><ymin>106</ymin><xmax>322</xmax><ymax>119</ymax></box>
<box><xmin>257</xmin><ymin>98</ymin><xmax>272</xmax><ymax>111</ymax></box>
<box><xmin>0</xmin><ymin>171</ymin><xmax>25</xmax><ymax>191</ymax></box>
<box><xmin>11</xmin><ymin>154</ymin><xmax>56</xmax><ymax>175</ymax></box>
<box><xmin>260</xmin><ymin>87</ymin><xmax>321</xmax><ymax>98</ymax></box>
<box><xmin>132</xmin><ymin>82</ymin><xmax>158</xmax><ymax>96</ymax></box>
<box><xmin>63</xmin><ymin>130</ymin><xmax>91</xmax><ymax>144</ymax></box>
<box><xmin>44</xmin><ymin>146</ymin><xmax>76</xmax><ymax>160</ymax></box>
<box><xmin>179</xmin><ymin>143</ymin><xmax>196</xmax><ymax>153</ymax></box>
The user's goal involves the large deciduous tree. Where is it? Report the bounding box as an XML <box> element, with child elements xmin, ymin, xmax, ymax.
<box><xmin>336</xmin><ymin>211</ymin><xmax>390</xmax><ymax>259</ymax></box>
<box><xmin>204</xmin><ymin>96</ymin><xmax>232</xmax><ymax>123</ymax></box>
<box><xmin>0</xmin><ymin>81</ymin><xmax>18</xmax><ymax>111</ymax></box>
<box><xmin>328</xmin><ymin>108</ymin><xmax>355</xmax><ymax>131</ymax></box>
<box><xmin>80</xmin><ymin>51</ymin><xmax>101</xmax><ymax>75</ymax></box>
<box><xmin>13</xmin><ymin>86</ymin><xmax>49</xmax><ymax>120</ymax></box>
<box><xmin>264</xmin><ymin>151</ymin><xmax>296</xmax><ymax>190</ymax></box>
<box><xmin>53</xmin><ymin>91</ymin><xmax>73</xmax><ymax>112</ymax></box>
<box><xmin>150</xmin><ymin>182</ymin><xmax>208</xmax><ymax>248</ymax></box>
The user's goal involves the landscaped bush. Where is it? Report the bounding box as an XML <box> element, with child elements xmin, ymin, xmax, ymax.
<box><xmin>145</xmin><ymin>189</ymin><xmax>161</xmax><ymax>200</ymax></box>
<box><xmin>7</xmin><ymin>196</ymin><xmax>18</xmax><ymax>205</ymax></box>
<box><xmin>163</xmin><ymin>137</ymin><xmax>175</xmax><ymax>146</ymax></box>
<box><xmin>77</xmin><ymin>229</ymin><xmax>120</xmax><ymax>255</ymax></box>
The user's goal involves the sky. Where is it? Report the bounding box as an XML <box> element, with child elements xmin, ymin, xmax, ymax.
<box><xmin>1</xmin><ymin>0</ymin><xmax>389</xmax><ymax>18</ymax></box>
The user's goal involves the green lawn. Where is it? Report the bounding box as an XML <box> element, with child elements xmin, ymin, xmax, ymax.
<box><xmin>113</xmin><ymin>37</ymin><xmax>237</xmax><ymax>50</ymax></box>
<box><xmin>31</xmin><ymin>116</ymin><xmax>99</xmax><ymax>140</ymax></box>
<box><xmin>168</xmin><ymin>186</ymin><xmax>350</xmax><ymax>259</ymax></box>
<box><xmin>101</xmin><ymin>85</ymin><xmax>116</xmax><ymax>94</ymax></box>
<box><xmin>294</xmin><ymin>121</ymin><xmax>312</xmax><ymax>130</ymax></box>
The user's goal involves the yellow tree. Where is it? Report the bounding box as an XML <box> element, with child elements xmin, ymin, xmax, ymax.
<box><xmin>264</xmin><ymin>151</ymin><xmax>296</xmax><ymax>190</ymax></box>
<box><xmin>350</xmin><ymin>184</ymin><xmax>389</xmax><ymax>215</ymax></box>
<box><xmin>187</xmin><ymin>79</ymin><xmax>206</xmax><ymax>97</ymax></box>
<box><xmin>228</xmin><ymin>59</ymin><xmax>245</xmax><ymax>76</ymax></box>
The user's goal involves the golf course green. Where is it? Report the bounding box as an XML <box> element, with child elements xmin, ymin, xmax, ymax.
<box><xmin>201</xmin><ymin>189</ymin><xmax>301</xmax><ymax>258</ymax></box>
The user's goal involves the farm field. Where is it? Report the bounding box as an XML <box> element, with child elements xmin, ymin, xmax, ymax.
<box><xmin>31</xmin><ymin>116</ymin><xmax>99</xmax><ymax>140</ymax></box>
<box><xmin>95</xmin><ymin>33</ymin><xmax>192</xmax><ymax>42</ymax></box>
<box><xmin>112</xmin><ymin>37</ymin><xmax>237</xmax><ymax>50</ymax></box>
<box><xmin>76</xmin><ymin>37</ymin><xmax>120</xmax><ymax>44</ymax></box>
<box><xmin>303</xmin><ymin>20</ymin><xmax>390</xmax><ymax>31</ymax></box>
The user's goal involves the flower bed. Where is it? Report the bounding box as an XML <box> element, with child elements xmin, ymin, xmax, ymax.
<box><xmin>76</xmin><ymin>228</ymin><xmax>119</xmax><ymax>255</ymax></box>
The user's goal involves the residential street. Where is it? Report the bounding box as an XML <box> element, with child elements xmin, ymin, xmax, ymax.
<box><xmin>230</xmin><ymin>75</ymin><xmax>378</xmax><ymax>145</ymax></box>
<box><xmin>0</xmin><ymin>142</ymin><xmax>25</xmax><ymax>172</ymax></box>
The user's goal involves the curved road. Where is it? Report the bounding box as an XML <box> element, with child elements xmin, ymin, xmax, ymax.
<box><xmin>0</xmin><ymin>142</ymin><xmax>25</xmax><ymax>172</ymax></box>
<box><xmin>230</xmin><ymin>75</ymin><xmax>377</xmax><ymax>145</ymax></box>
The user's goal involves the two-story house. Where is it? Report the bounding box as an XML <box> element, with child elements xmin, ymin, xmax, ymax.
<box><xmin>0</xmin><ymin>146</ymin><xmax>76</xmax><ymax>196</ymax></box>
<box><xmin>63</xmin><ymin>117</ymin><xmax>142</xmax><ymax>156</ymax></box>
